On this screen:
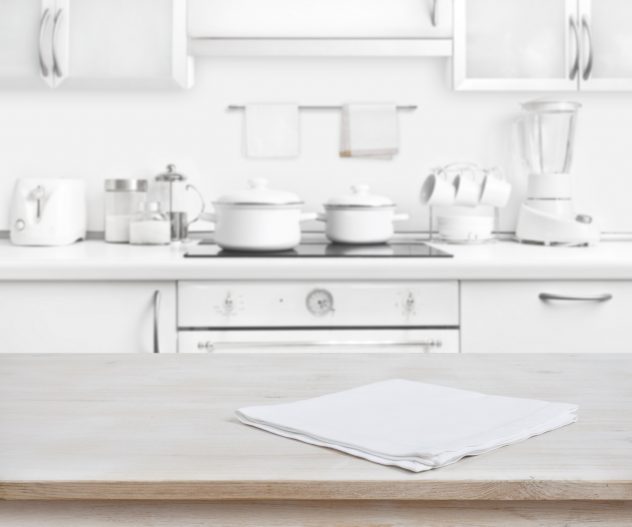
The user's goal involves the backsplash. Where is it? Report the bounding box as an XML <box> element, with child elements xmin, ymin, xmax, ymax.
<box><xmin>1</xmin><ymin>58</ymin><xmax>631</xmax><ymax>233</ymax></box>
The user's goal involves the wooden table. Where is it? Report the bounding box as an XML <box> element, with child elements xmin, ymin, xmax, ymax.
<box><xmin>1</xmin><ymin>353</ymin><xmax>631</xmax><ymax>526</ymax></box>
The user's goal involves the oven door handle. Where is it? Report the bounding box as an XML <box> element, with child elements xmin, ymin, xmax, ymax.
<box><xmin>197</xmin><ymin>339</ymin><xmax>443</xmax><ymax>352</ymax></box>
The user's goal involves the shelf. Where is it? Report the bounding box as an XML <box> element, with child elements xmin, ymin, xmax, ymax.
<box><xmin>189</xmin><ymin>38</ymin><xmax>453</xmax><ymax>58</ymax></box>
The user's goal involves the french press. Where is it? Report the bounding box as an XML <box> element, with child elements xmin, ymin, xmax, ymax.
<box><xmin>153</xmin><ymin>164</ymin><xmax>205</xmax><ymax>241</ymax></box>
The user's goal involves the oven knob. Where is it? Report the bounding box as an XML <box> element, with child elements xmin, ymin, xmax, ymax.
<box><xmin>404</xmin><ymin>293</ymin><xmax>416</xmax><ymax>316</ymax></box>
<box><xmin>306</xmin><ymin>289</ymin><xmax>335</xmax><ymax>317</ymax></box>
<box><xmin>216</xmin><ymin>292</ymin><xmax>239</xmax><ymax>317</ymax></box>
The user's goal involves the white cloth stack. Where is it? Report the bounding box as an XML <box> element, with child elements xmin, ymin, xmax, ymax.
<box><xmin>245</xmin><ymin>103</ymin><xmax>300</xmax><ymax>158</ymax></box>
<box><xmin>340</xmin><ymin>103</ymin><xmax>399</xmax><ymax>159</ymax></box>
<box><xmin>237</xmin><ymin>379</ymin><xmax>578</xmax><ymax>472</ymax></box>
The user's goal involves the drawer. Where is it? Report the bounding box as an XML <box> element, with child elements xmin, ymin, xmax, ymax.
<box><xmin>462</xmin><ymin>281</ymin><xmax>632</xmax><ymax>354</ymax></box>
<box><xmin>178</xmin><ymin>281</ymin><xmax>459</xmax><ymax>328</ymax></box>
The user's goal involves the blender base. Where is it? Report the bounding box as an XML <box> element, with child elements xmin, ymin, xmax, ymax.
<box><xmin>515</xmin><ymin>204</ymin><xmax>600</xmax><ymax>247</ymax></box>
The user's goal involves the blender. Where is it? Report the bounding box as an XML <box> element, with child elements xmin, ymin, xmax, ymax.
<box><xmin>516</xmin><ymin>100</ymin><xmax>600</xmax><ymax>246</ymax></box>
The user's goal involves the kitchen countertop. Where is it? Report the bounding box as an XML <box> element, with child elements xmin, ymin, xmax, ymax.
<box><xmin>1</xmin><ymin>236</ymin><xmax>632</xmax><ymax>281</ymax></box>
<box><xmin>1</xmin><ymin>353</ymin><xmax>631</xmax><ymax>502</ymax></box>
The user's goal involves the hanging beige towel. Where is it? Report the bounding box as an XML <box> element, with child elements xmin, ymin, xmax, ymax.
<box><xmin>245</xmin><ymin>103</ymin><xmax>300</xmax><ymax>158</ymax></box>
<box><xmin>340</xmin><ymin>103</ymin><xmax>399</xmax><ymax>159</ymax></box>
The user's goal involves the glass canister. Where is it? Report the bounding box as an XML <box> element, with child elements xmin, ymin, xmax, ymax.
<box><xmin>129</xmin><ymin>202</ymin><xmax>171</xmax><ymax>245</ymax></box>
<box><xmin>104</xmin><ymin>179</ymin><xmax>148</xmax><ymax>243</ymax></box>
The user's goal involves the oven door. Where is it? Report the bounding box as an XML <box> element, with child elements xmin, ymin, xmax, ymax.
<box><xmin>178</xmin><ymin>329</ymin><xmax>459</xmax><ymax>354</ymax></box>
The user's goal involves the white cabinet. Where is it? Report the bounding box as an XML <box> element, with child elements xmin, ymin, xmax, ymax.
<box><xmin>461</xmin><ymin>281</ymin><xmax>632</xmax><ymax>353</ymax></box>
<box><xmin>579</xmin><ymin>0</ymin><xmax>632</xmax><ymax>91</ymax></box>
<box><xmin>0</xmin><ymin>0</ymin><xmax>190</xmax><ymax>90</ymax></box>
<box><xmin>58</xmin><ymin>0</ymin><xmax>191</xmax><ymax>89</ymax></box>
<box><xmin>0</xmin><ymin>282</ymin><xmax>177</xmax><ymax>353</ymax></box>
<box><xmin>0</xmin><ymin>0</ymin><xmax>53</xmax><ymax>88</ymax></box>
<box><xmin>188</xmin><ymin>0</ymin><xmax>453</xmax><ymax>57</ymax></box>
<box><xmin>454</xmin><ymin>0</ymin><xmax>632</xmax><ymax>91</ymax></box>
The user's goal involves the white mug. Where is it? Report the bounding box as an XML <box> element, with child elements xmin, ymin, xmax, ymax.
<box><xmin>479</xmin><ymin>169</ymin><xmax>512</xmax><ymax>208</ymax></box>
<box><xmin>420</xmin><ymin>171</ymin><xmax>455</xmax><ymax>206</ymax></box>
<box><xmin>453</xmin><ymin>172</ymin><xmax>480</xmax><ymax>207</ymax></box>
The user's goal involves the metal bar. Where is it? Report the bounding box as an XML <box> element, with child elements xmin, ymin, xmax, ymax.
<box><xmin>197</xmin><ymin>340</ymin><xmax>443</xmax><ymax>352</ymax></box>
<box><xmin>228</xmin><ymin>105</ymin><xmax>417</xmax><ymax>111</ymax></box>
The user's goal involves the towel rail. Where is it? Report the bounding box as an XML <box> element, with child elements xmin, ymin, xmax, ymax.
<box><xmin>227</xmin><ymin>105</ymin><xmax>417</xmax><ymax>112</ymax></box>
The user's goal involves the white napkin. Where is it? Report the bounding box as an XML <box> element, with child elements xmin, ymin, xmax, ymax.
<box><xmin>245</xmin><ymin>103</ymin><xmax>299</xmax><ymax>158</ymax></box>
<box><xmin>237</xmin><ymin>379</ymin><xmax>578</xmax><ymax>472</ymax></box>
<box><xmin>340</xmin><ymin>103</ymin><xmax>399</xmax><ymax>159</ymax></box>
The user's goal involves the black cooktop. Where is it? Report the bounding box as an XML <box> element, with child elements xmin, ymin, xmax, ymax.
<box><xmin>184</xmin><ymin>240</ymin><xmax>452</xmax><ymax>258</ymax></box>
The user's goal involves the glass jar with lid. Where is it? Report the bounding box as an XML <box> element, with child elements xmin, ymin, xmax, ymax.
<box><xmin>104</xmin><ymin>179</ymin><xmax>148</xmax><ymax>243</ymax></box>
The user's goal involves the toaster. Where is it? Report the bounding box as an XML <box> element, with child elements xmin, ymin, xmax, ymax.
<box><xmin>9</xmin><ymin>178</ymin><xmax>87</xmax><ymax>246</ymax></box>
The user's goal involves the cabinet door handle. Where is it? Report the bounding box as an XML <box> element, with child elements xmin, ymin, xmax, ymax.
<box><xmin>153</xmin><ymin>290</ymin><xmax>162</xmax><ymax>354</ymax></box>
<box><xmin>539</xmin><ymin>293</ymin><xmax>612</xmax><ymax>303</ymax></box>
<box><xmin>38</xmin><ymin>8</ymin><xmax>52</xmax><ymax>78</ymax></box>
<box><xmin>52</xmin><ymin>8</ymin><xmax>64</xmax><ymax>79</ymax></box>
<box><xmin>430</xmin><ymin>0</ymin><xmax>438</xmax><ymax>27</ymax></box>
<box><xmin>569</xmin><ymin>16</ymin><xmax>580</xmax><ymax>80</ymax></box>
<box><xmin>581</xmin><ymin>16</ymin><xmax>594</xmax><ymax>81</ymax></box>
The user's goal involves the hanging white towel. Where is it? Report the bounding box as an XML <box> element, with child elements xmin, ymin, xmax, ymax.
<box><xmin>237</xmin><ymin>379</ymin><xmax>578</xmax><ymax>473</ymax></box>
<box><xmin>245</xmin><ymin>103</ymin><xmax>300</xmax><ymax>158</ymax></box>
<box><xmin>340</xmin><ymin>103</ymin><xmax>399</xmax><ymax>159</ymax></box>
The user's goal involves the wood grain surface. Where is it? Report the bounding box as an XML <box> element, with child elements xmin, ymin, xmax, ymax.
<box><xmin>1</xmin><ymin>353</ymin><xmax>631</xmax><ymax>502</ymax></box>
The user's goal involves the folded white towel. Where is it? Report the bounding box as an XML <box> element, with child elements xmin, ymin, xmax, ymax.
<box><xmin>237</xmin><ymin>379</ymin><xmax>578</xmax><ymax>472</ymax></box>
<box><xmin>245</xmin><ymin>103</ymin><xmax>299</xmax><ymax>158</ymax></box>
<box><xmin>340</xmin><ymin>103</ymin><xmax>399</xmax><ymax>159</ymax></box>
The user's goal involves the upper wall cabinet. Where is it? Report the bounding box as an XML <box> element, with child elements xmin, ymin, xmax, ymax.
<box><xmin>0</xmin><ymin>0</ymin><xmax>52</xmax><ymax>87</ymax></box>
<box><xmin>0</xmin><ymin>0</ymin><xmax>191</xmax><ymax>89</ymax></box>
<box><xmin>454</xmin><ymin>0</ymin><xmax>632</xmax><ymax>91</ymax></box>
<box><xmin>188</xmin><ymin>0</ymin><xmax>453</xmax><ymax>57</ymax></box>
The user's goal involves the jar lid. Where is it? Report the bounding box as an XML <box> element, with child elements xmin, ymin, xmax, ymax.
<box><xmin>325</xmin><ymin>185</ymin><xmax>394</xmax><ymax>209</ymax></box>
<box><xmin>215</xmin><ymin>178</ymin><xmax>302</xmax><ymax>206</ymax></box>
<box><xmin>155</xmin><ymin>164</ymin><xmax>187</xmax><ymax>182</ymax></box>
<box><xmin>104</xmin><ymin>179</ymin><xmax>148</xmax><ymax>192</ymax></box>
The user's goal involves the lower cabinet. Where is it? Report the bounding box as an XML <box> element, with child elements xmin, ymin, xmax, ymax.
<box><xmin>461</xmin><ymin>281</ymin><xmax>632</xmax><ymax>353</ymax></box>
<box><xmin>0</xmin><ymin>282</ymin><xmax>176</xmax><ymax>353</ymax></box>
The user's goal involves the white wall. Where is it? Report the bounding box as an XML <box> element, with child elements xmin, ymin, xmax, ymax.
<box><xmin>0</xmin><ymin>57</ymin><xmax>631</xmax><ymax>233</ymax></box>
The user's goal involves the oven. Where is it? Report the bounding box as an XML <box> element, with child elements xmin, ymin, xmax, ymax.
<box><xmin>178</xmin><ymin>281</ymin><xmax>460</xmax><ymax>353</ymax></box>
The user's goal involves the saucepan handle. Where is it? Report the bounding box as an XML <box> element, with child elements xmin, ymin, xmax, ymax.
<box><xmin>200</xmin><ymin>212</ymin><xmax>217</xmax><ymax>223</ymax></box>
<box><xmin>300</xmin><ymin>212</ymin><xmax>318</xmax><ymax>222</ymax></box>
<box><xmin>316</xmin><ymin>212</ymin><xmax>327</xmax><ymax>222</ymax></box>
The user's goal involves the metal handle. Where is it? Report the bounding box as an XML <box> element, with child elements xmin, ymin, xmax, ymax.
<box><xmin>38</xmin><ymin>9</ymin><xmax>52</xmax><ymax>78</ymax></box>
<box><xmin>539</xmin><ymin>293</ymin><xmax>612</xmax><ymax>303</ymax></box>
<box><xmin>52</xmin><ymin>8</ymin><xmax>64</xmax><ymax>78</ymax></box>
<box><xmin>185</xmin><ymin>184</ymin><xmax>206</xmax><ymax>227</ymax></box>
<box><xmin>569</xmin><ymin>16</ymin><xmax>580</xmax><ymax>80</ymax></box>
<box><xmin>581</xmin><ymin>16</ymin><xmax>594</xmax><ymax>81</ymax></box>
<box><xmin>197</xmin><ymin>340</ymin><xmax>443</xmax><ymax>352</ymax></box>
<box><xmin>430</xmin><ymin>0</ymin><xmax>438</xmax><ymax>27</ymax></box>
<box><xmin>153</xmin><ymin>290</ymin><xmax>162</xmax><ymax>354</ymax></box>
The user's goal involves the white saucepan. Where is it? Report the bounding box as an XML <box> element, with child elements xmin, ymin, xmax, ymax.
<box><xmin>318</xmin><ymin>185</ymin><xmax>409</xmax><ymax>245</ymax></box>
<box><xmin>201</xmin><ymin>179</ymin><xmax>316</xmax><ymax>251</ymax></box>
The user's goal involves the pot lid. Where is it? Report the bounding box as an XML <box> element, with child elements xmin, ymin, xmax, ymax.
<box><xmin>325</xmin><ymin>185</ymin><xmax>394</xmax><ymax>208</ymax></box>
<box><xmin>216</xmin><ymin>178</ymin><xmax>302</xmax><ymax>206</ymax></box>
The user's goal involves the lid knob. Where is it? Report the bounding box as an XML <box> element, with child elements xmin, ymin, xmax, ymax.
<box><xmin>156</xmin><ymin>164</ymin><xmax>186</xmax><ymax>182</ymax></box>
<box><xmin>351</xmin><ymin>184</ymin><xmax>370</xmax><ymax>195</ymax></box>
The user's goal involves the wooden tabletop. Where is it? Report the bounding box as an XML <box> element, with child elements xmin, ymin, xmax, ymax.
<box><xmin>0</xmin><ymin>353</ymin><xmax>631</xmax><ymax>502</ymax></box>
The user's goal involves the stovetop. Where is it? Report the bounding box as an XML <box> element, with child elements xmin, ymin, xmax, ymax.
<box><xmin>184</xmin><ymin>240</ymin><xmax>452</xmax><ymax>258</ymax></box>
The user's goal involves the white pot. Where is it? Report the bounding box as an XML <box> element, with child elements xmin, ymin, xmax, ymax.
<box><xmin>319</xmin><ymin>185</ymin><xmax>409</xmax><ymax>245</ymax></box>
<box><xmin>201</xmin><ymin>179</ymin><xmax>316</xmax><ymax>251</ymax></box>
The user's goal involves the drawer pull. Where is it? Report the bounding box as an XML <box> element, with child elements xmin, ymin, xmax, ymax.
<box><xmin>539</xmin><ymin>293</ymin><xmax>612</xmax><ymax>303</ymax></box>
<box><xmin>197</xmin><ymin>340</ymin><xmax>443</xmax><ymax>352</ymax></box>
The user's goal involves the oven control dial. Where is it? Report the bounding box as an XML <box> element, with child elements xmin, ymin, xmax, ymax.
<box><xmin>215</xmin><ymin>292</ymin><xmax>243</xmax><ymax>317</ymax></box>
<box><xmin>306</xmin><ymin>289</ymin><xmax>335</xmax><ymax>317</ymax></box>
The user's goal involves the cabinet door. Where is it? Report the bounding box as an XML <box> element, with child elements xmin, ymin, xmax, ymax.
<box><xmin>461</xmin><ymin>281</ymin><xmax>632</xmax><ymax>354</ymax></box>
<box><xmin>0</xmin><ymin>0</ymin><xmax>54</xmax><ymax>88</ymax></box>
<box><xmin>54</xmin><ymin>0</ymin><xmax>190</xmax><ymax>89</ymax></box>
<box><xmin>0</xmin><ymin>282</ymin><xmax>176</xmax><ymax>353</ymax></box>
<box><xmin>454</xmin><ymin>0</ymin><xmax>579</xmax><ymax>91</ymax></box>
<box><xmin>578</xmin><ymin>0</ymin><xmax>632</xmax><ymax>91</ymax></box>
